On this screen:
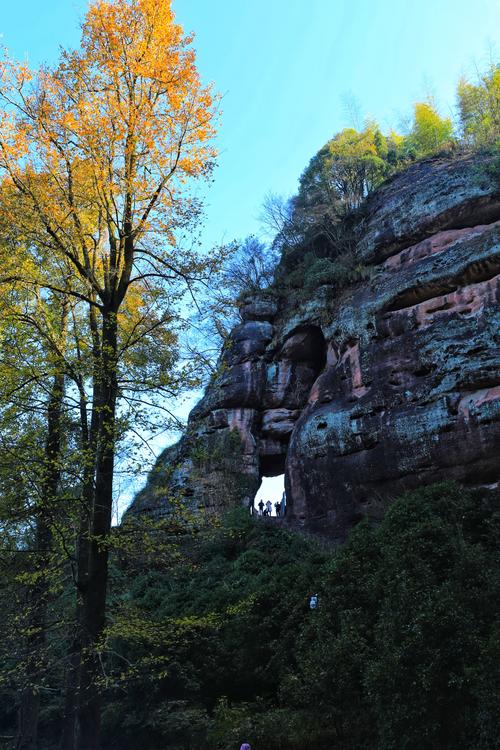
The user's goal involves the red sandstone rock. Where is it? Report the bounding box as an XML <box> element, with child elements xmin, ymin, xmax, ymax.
<box><xmin>129</xmin><ymin>153</ymin><xmax>500</xmax><ymax>538</ymax></box>
<box><xmin>261</xmin><ymin>408</ymin><xmax>301</xmax><ymax>438</ymax></box>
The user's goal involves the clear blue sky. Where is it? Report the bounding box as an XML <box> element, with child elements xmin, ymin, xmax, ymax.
<box><xmin>1</xmin><ymin>0</ymin><xmax>499</xmax><ymax>248</ymax></box>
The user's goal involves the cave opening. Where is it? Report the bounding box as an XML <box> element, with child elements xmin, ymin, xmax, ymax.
<box><xmin>250</xmin><ymin>323</ymin><xmax>328</xmax><ymax>521</ymax></box>
<box><xmin>252</xmin><ymin>474</ymin><xmax>285</xmax><ymax>517</ymax></box>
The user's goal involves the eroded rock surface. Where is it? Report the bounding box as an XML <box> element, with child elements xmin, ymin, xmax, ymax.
<box><xmin>130</xmin><ymin>153</ymin><xmax>500</xmax><ymax>538</ymax></box>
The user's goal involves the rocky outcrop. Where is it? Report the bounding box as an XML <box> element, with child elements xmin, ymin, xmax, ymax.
<box><xmin>130</xmin><ymin>152</ymin><xmax>500</xmax><ymax>538</ymax></box>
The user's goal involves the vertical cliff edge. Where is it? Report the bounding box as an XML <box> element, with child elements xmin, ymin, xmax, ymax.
<box><xmin>129</xmin><ymin>152</ymin><xmax>500</xmax><ymax>539</ymax></box>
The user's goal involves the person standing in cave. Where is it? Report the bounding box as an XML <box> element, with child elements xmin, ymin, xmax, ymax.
<box><xmin>266</xmin><ymin>500</ymin><xmax>273</xmax><ymax>516</ymax></box>
<box><xmin>258</xmin><ymin>499</ymin><xmax>264</xmax><ymax>516</ymax></box>
<box><xmin>275</xmin><ymin>500</ymin><xmax>281</xmax><ymax>516</ymax></box>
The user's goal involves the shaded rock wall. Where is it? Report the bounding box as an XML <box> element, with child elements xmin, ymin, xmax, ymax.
<box><xmin>130</xmin><ymin>153</ymin><xmax>500</xmax><ymax>538</ymax></box>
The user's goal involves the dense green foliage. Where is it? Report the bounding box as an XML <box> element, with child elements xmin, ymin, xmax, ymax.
<box><xmin>281</xmin><ymin>250</ymin><xmax>369</xmax><ymax>296</ymax></box>
<box><xmin>101</xmin><ymin>511</ymin><xmax>326</xmax><ymax>749</ymax></box>
<box><xmin>284</xmin><ymin>63</ymin><xmax>499</xmax><ymax>248</ymax></box>
<box><xmin>3</xmin><ymin>483</ymin><xmax>495</xmax><ymax>749</ymax></box>
<box><xmin>286</xmin><ymin>484</ymin><xmax>500</xmax><ymax>750</ymax></box>
<box><xmin>267</xmin><ymin>99</ymin><xmax>456</xmax><ymax>264</ymax></box>
<box><xmin>101</xmin><ymin>484</ymin><xmax>500</xmax><ymax>749</ymax></box>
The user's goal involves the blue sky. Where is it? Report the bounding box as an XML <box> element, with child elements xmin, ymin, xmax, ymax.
<box><xmin>2</xmin><ymin>0</ymin><xmax>499</xmax><ymax>248</ymax></box>
<box><xmin>1</xmin><ymin>1</ymin><xmax>498</xmax><ymax>508</ymax></box>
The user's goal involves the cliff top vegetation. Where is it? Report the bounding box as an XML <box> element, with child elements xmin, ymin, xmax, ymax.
<box><xmin>221</xmin><ymin>63</ymin><xmax>500</xmax><ymax>309</ymax></box>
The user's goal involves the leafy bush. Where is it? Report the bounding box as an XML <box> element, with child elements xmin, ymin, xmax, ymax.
<box><xmin>405</xmin><ymin>101</ymin><xmax>455</xmax><ymax>157</ymax></box>
<box><xmin>1</xmin><ymin>484</ymin><xmax>497</xmax><ymax>749</ymax></box>
<box><xmin>279</xmin><ymin>250</ymin><xmax>369</xmax><ymax>299</ymax></box>
<box><xmin>101</xmin><ymin>511</ymin><xmax>327</xmax><ymax>749</ymax></box>
<box><xmin>98</xmin><ymin>483</ymin><xmax>499</xmax><ymax>750</ymax></box>
<box><xmin>286</xmin><ymin>483</ymin><xmax>500</xmax><ymax>749</ymax></box>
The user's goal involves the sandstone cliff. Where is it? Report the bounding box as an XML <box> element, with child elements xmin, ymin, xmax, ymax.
<box><xmin>130</xmin><ymin>152</ymin><xmax>500</xmax><ymax>539</ymax></box>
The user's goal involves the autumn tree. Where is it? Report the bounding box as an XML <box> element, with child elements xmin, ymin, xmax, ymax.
<box><xmin>405</xmin><ymin>101</ymin><xmax>454</xmax><ymax>157</ymax></box>
<box><xmin>0</xmin><ymin>194</ymin><xmax>191</xmax><ymax>749</ymax></box>
<box><xmin>0</xmin><ymin>193</ymin><xmax>118</xmax><ymax>750</ymax></box>
<box><xmin>457</xmin><ymin>63</ymin><xmax>500</xmax><ymax>146</ymax></box>
<box><xmin>0</xmin><ymin>1</ymin><xmax>220</xmax><ymax>747</ymax></box>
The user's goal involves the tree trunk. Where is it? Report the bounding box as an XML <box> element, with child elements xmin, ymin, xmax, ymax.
<box><xmin>60</xmin><ymin>302</ymin><xmax>101</xmax><ymax>750</ymax></box>
<box><xmin>76</xmin><ymin>310</ymin><xmax>118</xmax><ymax>750</ymax></box>
<box><xmin>15</xmin><ymin>688</ymin><xmax>40</xmax><ymax>750</ymax></box>
<box><xmin>59</xmin><ymin>497</ymin><xmax>93</xmax><ymax>750</ymax></box>
<box><xmin>16</xmin><ymin>362</ymin><xmax>66</xmax><ymax>750</ymax></box>
<box><xmin>58</xmin><ymin>646</ymin><xmax>81</xmax><ymax>750</ymax></box>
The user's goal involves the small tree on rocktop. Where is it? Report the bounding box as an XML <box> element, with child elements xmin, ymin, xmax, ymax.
<box><xmin>457</xmin><ymin>63</ymin><xmax>500</xmax><ymax>146</ymax></box>
<box><xmin>223</xmin><ymin>236</ymin><xmax>279</xmax><ymax>297</ymax></box>
<box><xmin>298</xmin><ymin>125</ymin><xmax>389</xmax><ymax>214</ymax></box>
<box><xmin>405</xmin><ymin>101</ymin><xmax>454</xmax><ymax>157</ymax></box>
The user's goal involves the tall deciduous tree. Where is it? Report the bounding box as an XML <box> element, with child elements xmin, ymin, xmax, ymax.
<box><xmin>0</xmin><ymin>2</ymin><xmax>219</xmax><ymax>747</ymax></box>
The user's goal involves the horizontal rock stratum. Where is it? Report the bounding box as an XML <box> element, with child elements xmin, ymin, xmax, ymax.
<box><xmin>129</xmin><ymin>152</ymin><xmax>500</xmax><ymax>539</ymax></box>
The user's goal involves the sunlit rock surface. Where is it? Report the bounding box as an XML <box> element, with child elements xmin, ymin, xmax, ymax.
<box><xmin>130</xmin><ymin>153</ymin><xmax>500</xmax><ymax>539</ymax></box>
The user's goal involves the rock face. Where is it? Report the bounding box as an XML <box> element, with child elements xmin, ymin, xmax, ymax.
<box><xmin>130</xmin><ymin>153</ymin><xmax>500</xmax><ymax>539</ymax></box>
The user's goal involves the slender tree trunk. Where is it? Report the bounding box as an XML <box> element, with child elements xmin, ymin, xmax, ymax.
<box><xmin>61</xmin><ymin>303</ymin><xmax>102</xmax><ymax>750</ymax></box>
<box><xmin>16</xmin><ymin>361</ymin><xmax>66</xmax><ymax>750</ymax></box>
<box><xmin>58</xmin><ymin>646</ymin><xmax>81</xmax><ymax>750</ymax></box>
<box><xmin>59</xmin><ymin>398</ymin><xmax>98</xmax><ymax>750</ymax></box>
<box><xmin>15</xmin><ymin>689</ymin><xmax>40</xmax><ymax>750</ymax></box>
<box><xmin>59</xmin><ymin>453</ymin><xmax>94</xmax><ymax>750</ymax></box>
<box><xmin>76</xmin><ymin>310</ymin><xmax>118</xmax><ymax>750</ymax></box>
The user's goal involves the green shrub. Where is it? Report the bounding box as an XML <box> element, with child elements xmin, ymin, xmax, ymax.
<box><xmin>6</xmin><ymin>484</ymin><xmax>496</xmax><ymax>749</ymax></box>
<box><xmin>281</xmin><ymin>250</ymin><xmax>369</xmax><ymax>297</ymax></box>
<box><xmin>288</xmin><ymin>483</ymin><xmax>500</xmax><ymax>749</ymax></box>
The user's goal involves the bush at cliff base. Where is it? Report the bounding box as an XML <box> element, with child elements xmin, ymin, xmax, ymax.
<box><xmin>1</xmin><ymin>483</ymin><xmax>497</xmax><ymax>749</ymax></box>
<box><xmin>94</xmin><ymin>482</ymin><xmax>498</xmax><ymax>750</ymax></box>
<box><xmin>282</xmin><ymin>482</ymin><xmax>499</xmax><ymax>750</ymax></box>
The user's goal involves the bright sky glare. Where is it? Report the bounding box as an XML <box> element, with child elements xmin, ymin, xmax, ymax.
<box><xmin>254</xmin><ymin>475</ymin><xmax>285</xmax><ymax>513</ymax></box>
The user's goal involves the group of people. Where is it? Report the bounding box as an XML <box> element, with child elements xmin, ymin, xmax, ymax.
<box><xmin>257</xmin><ymin>499</ymin><xmax>278</xmax><ymax>516</ymax></box>
<box><xmin>255</xmin><ymin>491</ymin><xmax>286</xmax><ymax>518</ymax></box>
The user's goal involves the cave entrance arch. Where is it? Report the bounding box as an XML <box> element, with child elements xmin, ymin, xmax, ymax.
<box><xmin>252</xmin><ymin>323</ymin><xmax>327</xmax><ymax>522</ymax></box>
<box><xmin>252</xmin><ymin>473</ymin><xmax>285</xmax><ymax>517</ymax></box>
